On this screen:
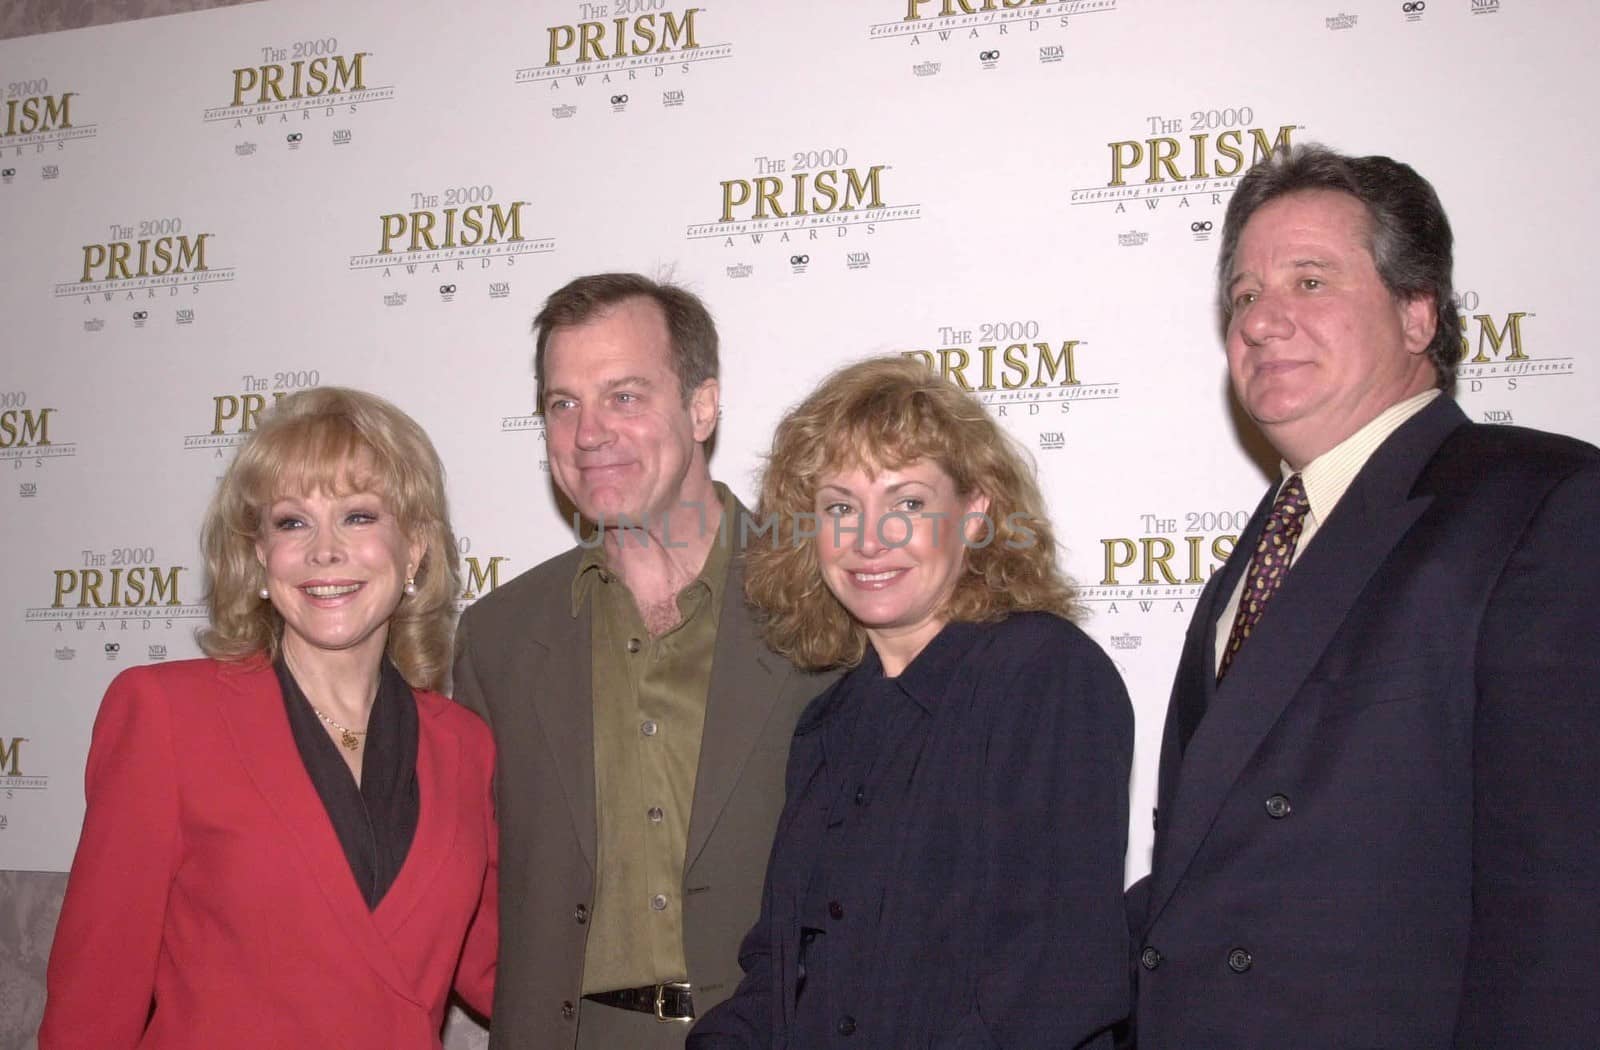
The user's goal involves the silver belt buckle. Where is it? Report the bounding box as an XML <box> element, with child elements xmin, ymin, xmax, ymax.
<box><xmin>654</xmin><ymin>981</ymin><xmax>692</xmax><ymax>1023</ymax></box>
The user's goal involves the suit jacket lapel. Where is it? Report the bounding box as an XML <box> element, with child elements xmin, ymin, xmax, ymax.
<box><xmin>375</xmin><ymin>697</ymin><xmax>462</xmax><ymax>939</ymax></box>
<box><xmin>1149</xmin><ymin>485</ymin><xmax>1270</xmax><ymax>885</ymax></box>
<box><xmin>1147</xmin><ymin>397</ymin><xmax>1468</xmax><ymax>929</ymax></box>
<box><xmin>523</xmin><ymin>599</ymin><xmax>598</xmax><ymax>869</ymax></box>
<box><xmin>686</xmin><ymin>553</ymin><xmax>783</xmax><ymax>868</ymax></box>
<box><xmin>1169</xmin><ymin>483</ymin><xmax>1274</xmax><ymax>764</ymax></box>
<box><xmin>214</xmin><ymin>662</ymin><xmax>426</xmax><ymax>1008</ymax></box>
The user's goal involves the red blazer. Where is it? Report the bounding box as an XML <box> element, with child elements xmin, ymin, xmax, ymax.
<box><xmin>39</xmin><ymin>658</ymin><xmax>497</xmax><ymax>1050</ymax></box>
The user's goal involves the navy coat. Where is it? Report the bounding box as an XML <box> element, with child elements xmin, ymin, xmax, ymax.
<box><xmin>1131</xmin><ymin>396</ymin><xmax>1600</xmax><ymax>1048</ymax></box>
<box><xmin>691</xmin><ymin>613</ymin><xmax>1133</xmax><ymax>1049</ymax></box>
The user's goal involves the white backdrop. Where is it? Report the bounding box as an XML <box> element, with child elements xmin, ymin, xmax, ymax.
<box><xmin>2</xmin><ymin>0</ymin><xmax>1595</xmax><ymax>891</ymax></box>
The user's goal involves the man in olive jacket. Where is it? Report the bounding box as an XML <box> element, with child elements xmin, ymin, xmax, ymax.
<box><xmin>455</xmin><ymin>274</ymin><xmax>830</xmax><ymax>1050</ymax></box>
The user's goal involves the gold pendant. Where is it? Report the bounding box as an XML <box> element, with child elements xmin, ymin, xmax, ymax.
<box><xmin>339</xmin><ymin>729</ymin><xmax>361</xmax><ymax>751</ymax></box>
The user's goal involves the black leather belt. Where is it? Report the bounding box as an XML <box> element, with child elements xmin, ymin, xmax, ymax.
<box><xmin>584</xmin><ymin>981</ymin><xmax>695</xmax><ymax>1022</ymax></box>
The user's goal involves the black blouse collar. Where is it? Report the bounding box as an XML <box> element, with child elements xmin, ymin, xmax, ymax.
<box><xmin>798</xmin><ymin>620</ymin><xmax>987</xmax><ymax>733</ymax></box>
<box><xmin>275</xmin><ymin>655</ymin><xmax>420</xmax><ymax>910</ymax></box>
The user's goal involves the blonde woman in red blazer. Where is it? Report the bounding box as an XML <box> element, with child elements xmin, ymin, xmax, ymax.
<box><xmin>40</xmin><ymin>388</ymin><xmax>497</xmax><ymax>1050</ymax></box>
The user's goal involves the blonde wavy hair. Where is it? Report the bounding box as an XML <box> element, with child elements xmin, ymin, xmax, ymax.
<box><xmin>198</xmin><ymin>387</ymin><xmax>462</xmax><ymax>691</ymax></box>
<box><xmin>745</xmin><ymin>355</ymin><xmax>1077</xmax><ymax>671</ymax></box>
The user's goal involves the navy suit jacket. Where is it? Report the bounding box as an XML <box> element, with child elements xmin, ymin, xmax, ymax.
<box><xmin>691</xmin><ymin>614</ymin><xmax>1133</xmax><ymax>1049</ymax></box>
<box><xmin>1131</xmin><ymin>396</ymin><xmax>1600</xmax><ymax>1048</ymax></box>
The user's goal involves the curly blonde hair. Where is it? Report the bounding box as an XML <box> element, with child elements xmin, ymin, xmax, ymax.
<box><xmin>198</xmin><ymin>387</ymin><xmax>462</xmax><ymax>691</ymax></box>
<box><xmin>745</xmin><ymin>355</ymin><xmax>1077</xmax><ymax>671</ymax></box>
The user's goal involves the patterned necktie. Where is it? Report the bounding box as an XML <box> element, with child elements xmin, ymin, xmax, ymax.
<box><xmin>1217</xmin><ymin>473</ymin><xmax>1309</xmax><ymax>681</ymax></box>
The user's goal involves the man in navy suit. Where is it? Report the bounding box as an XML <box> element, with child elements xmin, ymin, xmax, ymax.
<box><xmin>1131</xmin><ymin>145</ymin><xmax>1600</xmax><ymax>1048</ymax></box>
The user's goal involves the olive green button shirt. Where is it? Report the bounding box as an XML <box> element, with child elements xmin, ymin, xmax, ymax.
<box><xmin>571</xmin><ymin>488</ymin><xmax>734</xmax><ymax>994</ymax></box>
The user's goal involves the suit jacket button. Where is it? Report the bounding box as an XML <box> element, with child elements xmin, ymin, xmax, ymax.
<box><xmin>837</xmin><ymin>1015</ymin><xmax>857</xmax><ymax>1036</ymax></box>
<box><xmin>1228</xmin><ymin>948</ymin><xmax>1253</xmax><ymax>973</ymax></box>
<box><xmin>829</xmin><ymin>900</ymin><xmax>845</xmax><ymax>920</ymax></box>
<box><xmin>561</xmin><ymin>1000</ymin><xmax>575</xmax><ymax>1020</ymax></box>
<box><xmin>1264</xmin><ymin>793</ymin><xmax>1292</xmax><ymax>819</ymax></box>
<box><xmin>574</xmin><ymin>903</ymin><xmax>589</xmax><ymax>924</ymax></box>
<box><xmin>1141</xmin><ymin>946</ymin><xmax>1163</xmax><ymax>970</ymax></box>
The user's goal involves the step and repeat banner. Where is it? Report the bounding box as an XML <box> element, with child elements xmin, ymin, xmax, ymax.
<box><xmin>2</xmin><ymin>0</ymin><xmax>1595</xmax><ymax>885</ymax></box>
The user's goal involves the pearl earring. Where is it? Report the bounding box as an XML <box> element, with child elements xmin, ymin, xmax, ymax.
<box><xmin>404</xmin><ymin>576</ymin><xmax>417</xmax><ymax>596</ymax></box>
<box><xmin>258</xmin><ymin>587</ymin><xmax>270</xmax><ymax>600</ymax></box>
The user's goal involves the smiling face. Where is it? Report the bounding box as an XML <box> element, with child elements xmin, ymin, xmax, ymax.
<box><xmin>255</xmin><ymin>478</ymin><xmax>423</xmax><ymax>671</ymax></box>
<box><xmin>813</xmin><ymin>457</ymin><xmax>989</xmax><ymax>674</ymax></box>
<box><xmin>1224</xmin><ymin>189</ymin><xmax>1437</xmax><ymax>468</ymax></box>
<box><xmin>541</xmin><ymin>296</ymin><xmax>719</xmax><ymax>526</ymax></box>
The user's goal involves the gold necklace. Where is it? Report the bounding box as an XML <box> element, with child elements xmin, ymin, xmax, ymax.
<box><xmin>310</xmin><ymin>705</ymin><xmax>367</xmax><ymax>751</ymax></box>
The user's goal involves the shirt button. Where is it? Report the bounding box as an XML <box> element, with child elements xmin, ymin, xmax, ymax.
<box><xmin>641</xmin><ymin>720</ymin><xmax>658</xmax><ymax>737</ymax></box>
<box><xmin>647</xmin><ymin>806</ymin><xmax>664</xmax><ymax>824</ymax></box>
<box><xmin>837</xmin><ymin>1015</ymin><xmax>857</xmax><ymax>1036</ymax></box>
<box><xmin>1141</xmin><ymin>946</ymin><xmax>1163</xmax><ymax>971</ymax></box>
<box><xmin>650</xmin><ymin>893</ymin><xmax>669</xmax><ymax>911</ymax></box>
<box><xmin>626</xmin><ymin>637</ymin><xmax>641</xmax><ymax>654</ymax></box>
<box><xmin>828</xmin><ymin>900</ymin><xmax>844</xmax><ymax>921</ymax></box>
<box><xmin>1265</xmin><ymin>794</ymin><xmax>1292</xmax><ymax>819</ymax></box>
<box><xmin>853</xmin><ymin>785</ymin><xmax>867</xmax><ymax>806</ymax></box>
<box><xmin>561</xmin><ymin>1000</ymin><xmax>575</xmax><ymax>1020</ymax></box>
<box><xmin>1228</xmin><ymin>947</ymin><xmax>1253</xmax><ymax>973</ymax></box>
<box><xmin>574</xmin><ymin>903</ymin><xmax>589</xmax><ymax>925</ymax></box>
